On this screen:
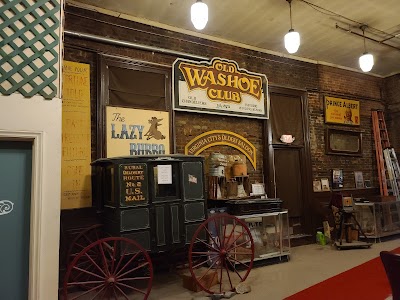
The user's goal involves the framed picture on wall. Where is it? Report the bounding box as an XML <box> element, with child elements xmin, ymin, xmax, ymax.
<box><xmin>326</xmin><ymin>128</ymin><xmax>362</xmax><ymax>156</ymax></box>
<box><xmin>364</xmin><ymin>180</ymin><xmax>372</xmax><ymax>188</ymax></box>
<box><xmin>324</xmin><ymin>96</ymin><xmax>360</xmax><ymax>126</ymax></box>
<box><xmin>354</xmin><ymin>171</ymin><xmax>364</xmax><ymax>189</ymax></box>
<box><xmin>321</xmin><ymin>178</ymin><xmax>330</xmax><ymax>191</ymax></box>
<box><xmin>313</xmin><ymin>179</ymin><xmax>322</xmax><ymax>192</ymax></box>
<box><xmin>332</xmin><ymin>169</ymin><xmax>343</xmax><ymax>189</ymax></box>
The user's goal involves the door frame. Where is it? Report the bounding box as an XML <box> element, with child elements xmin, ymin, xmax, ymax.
<box><xmin>0</xmin><ymin>130</ymin><xmax>43</xmax><ymax>300</ymax></box>
<box><xmin>263</xmin><ymin>86</ymin><xmax>313</xmax><ymax>233</ymax></box>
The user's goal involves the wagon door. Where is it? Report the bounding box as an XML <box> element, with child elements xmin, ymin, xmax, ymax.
<box><xmin>181</xmin><ymin>161</ymin><xmax>207</xmax><ymax>243</ymax></box>
<box><xmin>150</xmin><ymin>161</ymin><xmax>183</xmax><ymax>250</ymax></box>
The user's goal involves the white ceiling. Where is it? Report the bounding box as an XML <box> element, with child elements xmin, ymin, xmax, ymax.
<box><xmin>70</xmin><ymin>0</ymin><xmax>400</xmax><ymax>77</ymax></box>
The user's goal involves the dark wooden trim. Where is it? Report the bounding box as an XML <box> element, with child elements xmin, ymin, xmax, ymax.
<box><xmin>301</xmin><ymin>93</ymin><xmax>314</xmax><ymax>233</ymax></box>
<box><xmin>269</xmin><ymin>85</ymin><xmax>306</xmax><ymax>97</ymax></box>
<box><xmin>307</xmin><ymin>89</ymin><xmax>384</xmax><ymax>104</ymax></box>
<box><xmin>265</xmin><ymin>86</ymin><xmax>313</xmax><ymax>233</ymax></box>
<box><xmin>271</xmin><ymin>144</ymin><xmax>304</xmax><ymax>149</ymax></box>
<box><xmin>97</xmin><ymin>54</ymin><xmax>107</xmax><ymax>159</ymax></box>
<box><xmin>97</xmin><ymin>54</ymin><xmax>173</xmax><ymax>158</ymax></box>
<box><xmin>325</xmin><ymin>128</ymin><xmax>363</xmax><ymax>157</ymax></box>
<box><xmin>263</xmin><ymin>118</ymin><xmax>275</xmax><ymax>197</ymax></box>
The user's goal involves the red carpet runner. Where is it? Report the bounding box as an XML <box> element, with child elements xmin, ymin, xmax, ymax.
<box><xmin>284</xmin><ymin>247</ymin><xmax>400</xmax><ymax>300</ymax></box>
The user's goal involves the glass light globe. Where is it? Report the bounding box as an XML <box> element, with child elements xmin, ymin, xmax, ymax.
<box><xmin>284</xmin><ymin>29</ymin><xmax>300</xmax><ymax>54</ymax></box>
<box><xmin>359</xmin><ymin>53</ymin><xmax>374</xmax><ymax>72</ymax></box>
<box><xmin>191</xmin><ymin>0</ymin><xmax>208</xmax><ymax>30</ymax></box>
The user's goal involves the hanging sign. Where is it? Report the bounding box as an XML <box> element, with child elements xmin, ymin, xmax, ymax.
<box><xmin>324</xmin><ymin>96</ymin><xmax>360</xmax><ymax>126</ymax></box>
<box><xmin>61</xmin><ymin>61</ymin><xmax>92</xmax><ymax>209</ymax></box>
<box><xmin>173</xmin><ymin>57</ymin><xmax>269</xmax><ymax>119</ymax></box>
<box><xmin>184</xmin><ymin>130</ymin><xmax>257</xmax><ymax>169</ymax></box>
<box><xmin>106</xmin><ymin>106</ymin><xmax>170</xmax><ymax>157</ymax></box>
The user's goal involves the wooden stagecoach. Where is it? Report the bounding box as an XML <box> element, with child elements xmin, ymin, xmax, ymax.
<box><xmin>63</xmin><ymin>155</ymin><xmax>255</xmax><ymax>299</ymax></box>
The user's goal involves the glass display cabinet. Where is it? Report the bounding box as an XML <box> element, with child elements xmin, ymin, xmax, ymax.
<box><xmin>235</xmin><ymin>210</ymin><xmax>290</xmax><ymax>262</ymax></box>
<box><xmin>355</xmin><ymin>201</ymin><xmax>400</xmax><ymax>241</ymax></box>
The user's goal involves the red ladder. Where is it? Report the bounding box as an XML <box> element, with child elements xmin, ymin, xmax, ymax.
<box><xmin>372</xmin><ymin>110</ymin><xmax>390</xmax><ymax>196</ymax></box>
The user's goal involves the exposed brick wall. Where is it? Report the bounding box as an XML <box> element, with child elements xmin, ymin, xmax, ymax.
<box><xmin>384</xmin><ymin>74</ymin><xmax>400</xmax><ymax>154</ymax></box>
<box><xmin>62</xmin><ymin>5</ymin><xmax>396</xmax><ymax>235</ymax></box>
<box><xmin>384</xmin><ymin>74</ymin><xmax>400</xmax><ymax>106</ymax></box>
<box><xmin>318</xmin><ymin>65</ymin><xmax>383</xmax><ymax>100</ymax></box>
<box><xmin>308</xmin><ymin>91</ymin><xmax>384</xmax><ymax>189</ymax></box>
<box><xmin>174</xmin><ymin>112</ymin><xmax>264</xmax><ymax>184</ymax></box>
<box><xmin>63</xmin><ymin>4</ymin><xmax>316</xmax><ymax>188</ymax></box>
<box><xmin>64</xmin><ymin>5</ymin><xmax>319</xmax><ymax>91</ymax></box>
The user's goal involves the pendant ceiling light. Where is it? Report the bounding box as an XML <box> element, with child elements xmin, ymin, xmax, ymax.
<box><xmin>284</xmin><ymin>0</ymin><xmax>300</xmax><ymax>54</ymax></box>
<box><xmin>191</xmin><ymin>0</ymin><xmax>208</xmax><ymax>30</ymax></box>
<box><xmin>359</xmin><ymin>25</ymin><xmax>374</xmax><ymax>72</ymax></box>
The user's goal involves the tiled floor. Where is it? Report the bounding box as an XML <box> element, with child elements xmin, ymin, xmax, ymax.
<box><xmin>149</xmin><ymin>238</ymin><xmax>399</xmax><ymax>300</ymax></box>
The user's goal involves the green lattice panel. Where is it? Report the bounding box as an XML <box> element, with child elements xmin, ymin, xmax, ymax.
<box><xmin>0</xmin><ymin>0</ymin><xmax>60</xmax><ymax>99</ymax></box>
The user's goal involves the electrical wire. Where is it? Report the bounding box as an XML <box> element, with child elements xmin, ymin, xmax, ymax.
<box><xmin>298</xmin><ymin>0</ymin><xmax>398</xmax><ymax>39</ymax></box>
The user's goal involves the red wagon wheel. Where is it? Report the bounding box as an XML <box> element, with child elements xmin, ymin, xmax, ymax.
<box><xmin>189</xmin><ymin>213</ymin><xmax>254</xmax><ymax>295</ymax></box>
<box><xmin>66</xmin><ymin>224</ymin><xmax>104</xmax><ymax>290</ymax></box>
<box><xmin>67</xmin><ymin>224</ymin><xmax>104</xmax><ymax>264</ymax></box>
<box><xmin>63</xmin><ymin>237</ymin><xmax>153</xmax><ymax>300</ymax></box>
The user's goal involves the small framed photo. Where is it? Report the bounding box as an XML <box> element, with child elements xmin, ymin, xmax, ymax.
<box><xmin>354</xmin><ymin>171</ymin><xmax>364</xmax><ymax>189</ymax></box>
<box><xmin>313</xmin><ymin>179</ymin><xmax>322</xmax><ymax>192</ymax></box>
<box><xmin>364</xmin><ymin>179</ymin><xmax>372</xmax><ymax>188</ymax></box>
<box><xmin>321</xmin><ymin>178</ymin><xmax>330</xmax><ymax>191</ymax></box>
<box><xmin>332</xmin><ymin>169</ymin><xmax>343</xmax><ymax>189</ymax></box>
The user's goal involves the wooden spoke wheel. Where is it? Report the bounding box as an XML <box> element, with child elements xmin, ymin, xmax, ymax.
<box><xmin>66</xmin><ymin>224</ymin><xmax>104</xmax><ymax>290</ymax></box>
<box><xmin>188</xmin><ymin>213</ymin><xmax>254</xmax><ymax>295</ymax></box>
<box><xmin>67</xmin><ymin>224</ymin><xmax>104</xmax><ymax>263</ymax></box>
<box><xmin>63</xmin><ymin>237</ymin><xmax>153</xmax><ymax>300</ymax></box>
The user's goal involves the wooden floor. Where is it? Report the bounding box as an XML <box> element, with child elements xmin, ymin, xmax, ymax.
<box><xmin>148</xmin><ymin>237</ymin><xmax>399</xmax><ymax>300</ymax></box>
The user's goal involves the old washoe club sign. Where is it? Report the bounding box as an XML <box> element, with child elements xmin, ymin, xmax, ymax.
<box><xmin>185</xmin><ymin>130</ymin><xmax>257</xmax><ymax>169</ymax></box>
<box><xmin>173</xmin><ymin>57</ymin><xmax>269</xmax><ymax>119</ymax></box>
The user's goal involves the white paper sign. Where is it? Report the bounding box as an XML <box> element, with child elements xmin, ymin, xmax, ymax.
<box><xmin>251</xmin><ymin>183</ymin><xmax>265</xmax><ymax>195</ymax></box>
<box><xmin>157</xmin><ymin>165</ymin><xmax>172</xmax><ymax>184</ymax></box>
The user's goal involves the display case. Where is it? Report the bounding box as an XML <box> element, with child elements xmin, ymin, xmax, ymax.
<box><xmin>235</xmin><ymin>210</ymin><xmax>290</xmax><ymax>262</ymax></box>
<box><xmin>355</xmin><ymin>201</ymin><xmax>400</xmax><ymax>241</ymax></box>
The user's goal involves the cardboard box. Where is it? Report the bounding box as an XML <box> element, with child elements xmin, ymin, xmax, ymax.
<box><xmin>181</xmin><ymin>268</ymin><xmax>219</xmax><ymax>292</ymax></box>
<box><xmin>235</xmin><ymin>246</ymin><xmax>253</xmax><ymax>261</ymax></box>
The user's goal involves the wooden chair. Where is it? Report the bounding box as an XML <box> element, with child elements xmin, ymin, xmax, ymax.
<box><xmin>380</xmin><ymin>251</ymin><xmax>400</xmax><ymax>300</ymax></box>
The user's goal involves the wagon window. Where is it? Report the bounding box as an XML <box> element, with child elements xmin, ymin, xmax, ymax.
<box><xmin>153</xmin><ymin>164</ymin><xmax>179</xmax><ymax>199</ymax></box>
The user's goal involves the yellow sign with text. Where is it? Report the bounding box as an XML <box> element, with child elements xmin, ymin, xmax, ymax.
<box><xmin>324</xmin><ymin>96</ymin><xmax>360</xmax><ymax>125</ymax></box>
<box><xmin>106</xmin><ymin>107</ymin><xmax>170</xmax><ymax>157</ymax></box>
<box><xmin>184</xmin><ymin>130</ymin><xmax>257</xmax><ymax>169</ymax></box>
<box><xmin>61</xmin><ymin>61</ymin><xmax>92</xmax><ymax>209</ymax></box>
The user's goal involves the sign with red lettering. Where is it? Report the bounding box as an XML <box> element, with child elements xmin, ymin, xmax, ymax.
<box><xmin>173</xmin><ymin>57</ymin><xmax>269</xmax><ymax>119</ymax></box>
<box><xmin>324</xmin><ymin>96</ymin><xmax>360</xmax><ymax>126</ymax></box>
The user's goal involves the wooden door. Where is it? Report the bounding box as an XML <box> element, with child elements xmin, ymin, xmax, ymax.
<box><xmin>265</xmin><ymin>87</ymin><xmax>312</xmax><ymax>234</ymax></box>
<box><xmin>274</xmin><ymin>148</ymin><xmax>303</xmax><ymax>218</ymax></box>
<box><xmin>0</xmin><ymin>141</ymin><xmax>32</xmax><ymax>299</ymax></box>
